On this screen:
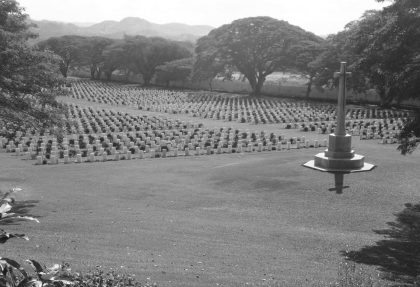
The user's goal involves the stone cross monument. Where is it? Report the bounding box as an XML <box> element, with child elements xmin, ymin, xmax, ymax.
<box><xmin>335</xmin><ymin>62</ymin><xmax>352</xmax><ymax>137</ymax></box>
<box><xmin>303</xmin><ymin>62</ymin><xmax>375</xmax><ymax>190</ymax></box>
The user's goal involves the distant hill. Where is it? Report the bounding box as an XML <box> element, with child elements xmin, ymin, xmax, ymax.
<box><xmin>29</xmin><ymin>17</ymin><xmax>214</xmax><ymax>43</ymax></box>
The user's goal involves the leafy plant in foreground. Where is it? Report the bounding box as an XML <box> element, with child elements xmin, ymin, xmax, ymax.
<box><xmin>0</xmin><ymin>187</ymin><xmax>74</xmax><ymax>287</ymax></box>
<box><xmin>0</xmin><ymin>188</ymin><xmax>39</xmax><ymax>243</ymax></box>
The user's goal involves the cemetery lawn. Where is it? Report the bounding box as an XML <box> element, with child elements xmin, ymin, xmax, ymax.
<box><xmin>1</xmin><ymin>137</ymin><xmax>419</xmax><ymax>287</ymax></box>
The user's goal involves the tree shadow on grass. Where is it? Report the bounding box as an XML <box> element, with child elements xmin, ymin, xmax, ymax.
<box><xmin>341</xmin><ymin>203</ymin><xmax>420</xmax><ymax>286</ymax></box>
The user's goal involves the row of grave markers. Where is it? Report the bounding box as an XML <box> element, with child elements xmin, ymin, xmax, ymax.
<box><xmin>69</xmin><ymin>80</ymin><xmax>411</xmax><ymax>124</ymax></box>
<box><xmin>1</xmin><ymin>133</ymin><xmax>329</xmax><ymax>165</ymax></box>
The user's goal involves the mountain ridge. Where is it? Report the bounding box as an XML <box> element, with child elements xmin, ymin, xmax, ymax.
<box><xmin>29</xmin><ymin>17</ymin><xmax>214</xmax><ymax>42</ymax></box>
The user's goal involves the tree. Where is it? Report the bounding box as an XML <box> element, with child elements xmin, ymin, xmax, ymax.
<box><xmin>397</xmin><ymin>111</ymin><xmax>420</xmax><ymax>155</ymax></box>
<box><xmin>192</xmin><ymin>35</ymin><xmax>229</xmax><ymax>91</ymax></box>
<box><xmin>194</xmin><ymin>17</ymin><xmax>322</xmax><ymax>96</ymax></box>
<box><xmin>324</xmin><ymin>0</ymin><xmax>420</xmax><ymax>106</ymax></box>
<box><xmin>309</xmin><ymin>27</ymin><xmax>370</xmax><ymax>97</ymax></box>
<box><xmin>288</xmin><ymin>40</ymin><xmax>325</xmax><ymax>98</ymax></box>
<box><xmin>123</xmin><ymin>36</ymin><xmax>192</xmax><ymax>86</ymax></box>
<box><xmin>83</xmin><ymin>36</ymin><xmax>114</xmax><ymax>79</ymax></box>
<box><xmin>37</xmin><ymin>35</ymin><xmax>86</xmax><ymax>78</ymax></box>
<box><xmin>0</xmin><ymin>0</ymin><xmax>65</xmax><ymax>130</ymax></box>
<box><xmin>318</xmin><ymin>0</ymin><xmax>420</xmax><ymax>153</ymax></box>
<box><xmin>101</xmin><ymin>40</ymin><xmax>126</xmax><ymax>81</ymax></box>
<box><xmin>155</xmin><ymin>57</ymin><xmax>193</xmax><ymax>87</ymax></box>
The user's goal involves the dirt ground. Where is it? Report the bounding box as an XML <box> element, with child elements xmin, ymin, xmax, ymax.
<box><xmin>2</xmin><ymin>101</ymin><xmax>420</xmax><ymax>287</ymax></box>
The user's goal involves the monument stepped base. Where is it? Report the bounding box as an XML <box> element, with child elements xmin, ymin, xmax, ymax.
<box><xmin>303</xmin><ymin>157</ymin><xmax>375</xmax><ymax>173</ymax></box>
<box><xmin>314</xmin><ymin>152</ymin><xmax>365</xmax><ymax>169</ymax></box>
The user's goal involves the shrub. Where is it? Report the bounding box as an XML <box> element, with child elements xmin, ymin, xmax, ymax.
<box><xmin>0</xmin><ymin>188</ymin><xmax>154</xmax><ymax>287</ymax></box>
<box><xmin>71</xmin><ymin>266</ymin><xmax>156</xmax><ymax>287</ymax></box>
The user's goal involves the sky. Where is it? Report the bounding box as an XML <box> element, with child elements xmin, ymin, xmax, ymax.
<box><xmin>18</xmin><ymin>0</ymin><xmax>390</xmax><ymax>36</ymax></box>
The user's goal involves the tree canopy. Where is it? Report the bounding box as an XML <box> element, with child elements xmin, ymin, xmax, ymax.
<box><xmin>37</xmin><ymin>35</ymin><xmax>88</xmax><ymax>78</ymax></box>
<box><xmin>288</xmin><ymin>39</ymin><xmax>325</xmax><ymax>98</ymax></box>
<box><xmin>155</xmin><ymin>57</ymin><xmax>193</xmax><ymax>87</ymax></box>
<box><xmin>311</xmin><ymin>0</ymin><xmax>420</xmax><ymax>153</ymax></box>
<box><xmin>101</xmin><ymin>39</ymin><xmax>126</xmax><ymax>81</ymax></box>
<box><xmin>192</xmin><ymin>35</ymin><xmax>229</xmax><ymax>91</ymax></box>
<box><xmin>123</xmin><ymin>36</ymin><xmax>192</xmax><ymax>86</ymax></box>
<box><xmin>0</xmin><ymin>0</ymin><xmax>65</xmax><ymax>130</ymax></box>
<box><xmin>194</xmin><ymin>17</ymin><xmax>323</xmax><ymax>95</ymax></box>
<box><xmin>83</xmin><ymin>36</ymin><xmax>115</xmax><ymax>79</ymax></box>
<box><xmin>313</xmin><ymin>0</ymin><xmax>420</xmax><ymax>106</ymax></box>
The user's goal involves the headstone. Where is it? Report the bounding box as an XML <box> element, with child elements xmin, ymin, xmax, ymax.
<box><xmin>237</xmin><ymin>145</ymin><xmax>242</xmax><ymax>153</ymax></box>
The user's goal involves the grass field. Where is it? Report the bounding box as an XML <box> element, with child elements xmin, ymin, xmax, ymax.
<box><xmin>2</xmin><ymin>86</ymin><xmax>420</xmax><ymax>287</ymax></box>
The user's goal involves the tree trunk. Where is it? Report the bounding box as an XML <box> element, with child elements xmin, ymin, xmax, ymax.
<box><xmin>306</xmin><ymin>76</ymin><xmax>314</xmax><ymax>99</ymax></box>
<box><xmin>59</xmin><ymin>61</ymin><xmax>68</xmax><ymax>78</ymax></box>
<box><xmin>90</xmin><ymin>65</ymin><xmax>96</xmax><ymax>79</ymax></box>
<box><xmin>377</xmin><ymin>86</ymin><xmax>392</xmax><ymax>107</ymax></box>
<box><xmin>143</xmin><ymin>73</ymin><xmax>152</xmax><ymax>86</ymax></box>
<box><xmin>105</xmin><ymin>71</ymin><xmax>112</xmax><ymax>81</ymax></box>
<box><xmin>246</xmin><ymin>75</ymin><xmax>258</xmax><ymax>96</ymax></box>
<box><xmin>95</xmin><ymin>68</ymin><xmax>102</xmax><ymax>80</ymax></box>
<box><xmin>250</xmin><ymin>74</ymin><xmax>265</xmax><ymax>96</ymax></box>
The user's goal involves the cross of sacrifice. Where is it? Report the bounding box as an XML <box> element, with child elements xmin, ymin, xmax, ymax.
<box><xmin>333</xmin><ymin>62</ymin><xmax>352</xmax><ymax>136</ymax></box>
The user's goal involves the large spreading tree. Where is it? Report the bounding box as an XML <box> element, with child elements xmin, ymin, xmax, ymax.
<box><xmin>313</xmin><ymin>0</ymin><xmax>420</xmax><ymax>107</ymax></box>
<box><xmin>101</xmin><ymin>39</ymin><xmax>127</xmax><ymax>81</ymax></box>
<box><xmin>155</xmin><ymin>57</ymin><xmax>193</xmax><ymax>87</ymax></box>
<box><xmin>0</xmin><ymin>0</ymin><xmax>65</xmax><ymax>130</ymax></box>
<box><xmin>194</xmin><ymin>16</ymin><xmax>323</xmax><ymax>96</ymax></box>
<box><xmin>123</xmin><ymin>36</ymin><xmax>192</xmax><ymax>86</ymax></box>
<box><xmin>288</xmin><ymin>39</ymin><xmax>325</xmax><ymax>98</ymax></box>
<box><xmin>311</xmin><ymin>0</ymin><xmax>420</xmax><ymax>153</ymax></box>
<box><xmin>37</xmin><ymin>35</ymin><xmax>87</xmax><ymax>78</ymax></box>
<box><xmin>83</xmin><ymin>36</ymin><xmax>115</xmax><ymax>79</ymax></box>
<box><xmin>192</xmin><ymin>34</ymin><xmax>229</xmax><ymax>91</ymax></box>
